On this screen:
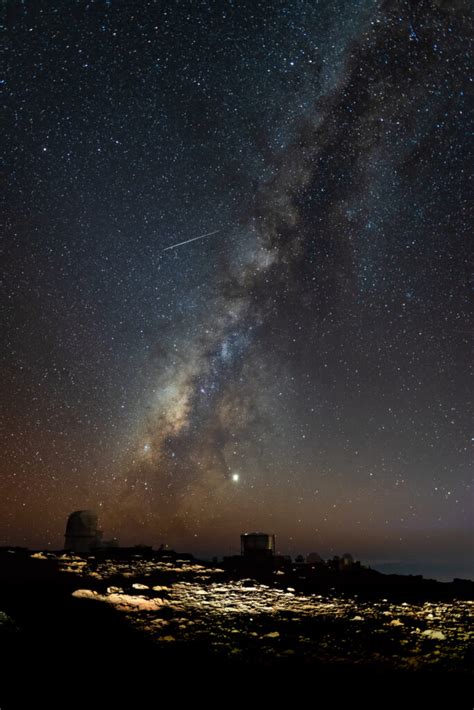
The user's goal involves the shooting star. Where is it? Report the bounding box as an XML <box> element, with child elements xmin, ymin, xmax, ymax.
<box><xmin>163</xmin><ymin>229</ymin><xmax>220</xmax><ymax>252</ymax></box>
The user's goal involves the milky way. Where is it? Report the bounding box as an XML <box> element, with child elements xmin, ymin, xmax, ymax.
<box><xmin>1</xmin><ymin>1</ymin><xmax>472</xmax><ymax>579</ymax></box>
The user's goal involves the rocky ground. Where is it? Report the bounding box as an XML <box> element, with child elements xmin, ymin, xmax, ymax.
<box><xmin>1</xmin><ymin>549</ymin><xmax>472</xmax><ymax>707</ymax></box>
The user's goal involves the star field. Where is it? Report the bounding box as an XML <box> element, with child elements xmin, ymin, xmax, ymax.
<box><xmin>1</xmin><ymin>0</ymin><xmax>472</xmax><ymax>579</ymax></box>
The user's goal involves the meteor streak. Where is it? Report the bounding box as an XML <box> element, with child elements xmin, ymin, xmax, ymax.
<box><xmin>163</xmin><ymin>230</ymin><xmax>220</xmax><ymax>252</ymax></box>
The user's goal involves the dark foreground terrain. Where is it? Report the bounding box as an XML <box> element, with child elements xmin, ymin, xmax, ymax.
<box><xmin>1</xmin><ymin>549</ymin><xmax>472</xmax><ymax>708</ymax></box>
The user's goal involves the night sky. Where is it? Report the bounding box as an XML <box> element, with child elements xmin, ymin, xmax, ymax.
<box><xmin>2</xmin><ymin>1</ymin><xmax>472</xmax><ymax>580</ymax></box>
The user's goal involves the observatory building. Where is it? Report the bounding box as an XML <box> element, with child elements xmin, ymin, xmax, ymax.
<box><xmin>241</xmin><ymin>532</ymin><xmax>275</xmax><ymax>560</ymax></box>
<box><xmin>64</xmin><ymin>510</ymin><xmax>101</xmax><ymax>554</ymax></box>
